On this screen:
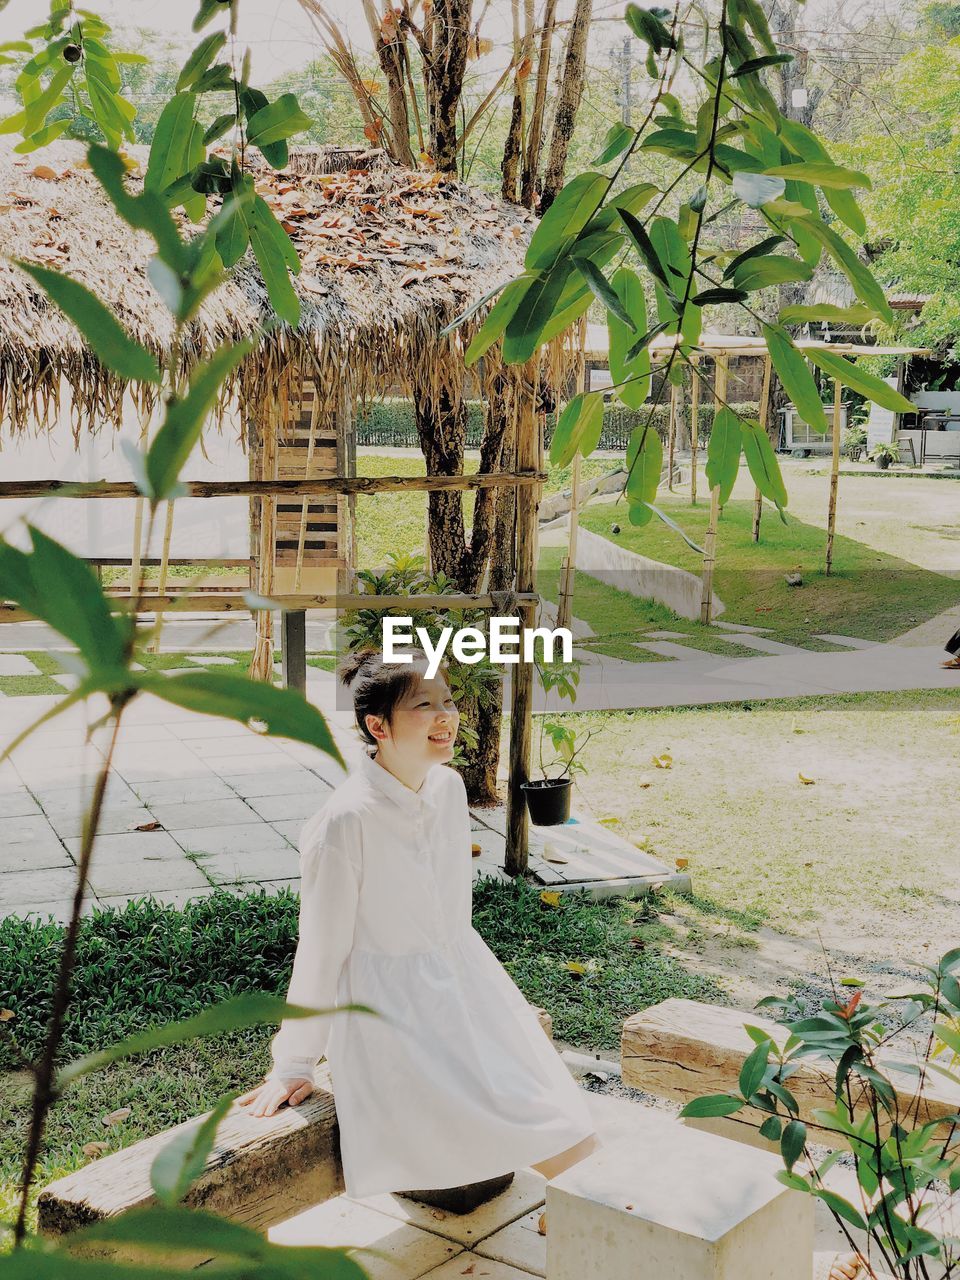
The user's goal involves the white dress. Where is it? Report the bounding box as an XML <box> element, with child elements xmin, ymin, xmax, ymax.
<box><xmin>266</xmin><ymin>751</ymin><xmax>597</xmax><ymax>1200</ymax></box>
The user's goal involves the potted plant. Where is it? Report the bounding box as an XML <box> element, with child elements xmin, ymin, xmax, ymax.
<box><xmin>841</xmin><ymin>423</ymin><xmax>867</xmax><ymax>461</ymax></box>
<box><xmin>870</xmin><ymin>441</ymin><xmax>900</xmax><ymax>470</ymax></box>
<box><xmin>520</xmin><ymin>657</ymin><xmax>591</xmax><ymax>825</ymax></box>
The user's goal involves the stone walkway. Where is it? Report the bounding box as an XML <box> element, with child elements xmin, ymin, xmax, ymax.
<box><xmin>0</xmin><ymin>675</ymin><xmax>681</xmax><ymax>923</ymax></box>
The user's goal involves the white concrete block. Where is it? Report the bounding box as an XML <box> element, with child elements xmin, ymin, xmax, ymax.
<box><xmin>545</xmin><ymin>1114</ymin><xmax>813</xmax><ymax>1280</ymax></box>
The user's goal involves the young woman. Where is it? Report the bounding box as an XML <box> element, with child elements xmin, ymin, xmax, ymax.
<box><xmin>238</xmin><ymin>648</ymin><xmax>601</xmax><ymax>1202</ymax></box>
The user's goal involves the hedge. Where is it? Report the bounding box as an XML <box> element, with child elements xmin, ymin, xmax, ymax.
<box><xmin>356</xmin><ymin>398</ymin><xmax>761</xmax><ymax>452</ymax></box>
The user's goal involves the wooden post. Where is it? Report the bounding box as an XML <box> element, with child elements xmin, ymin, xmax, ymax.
<box><xmin>667</xmin><ymin>381</ymin><xmax>678</xmax><ymax>491</ymax></box>
<box><xmin>557</xmin><ymin>317</ymin><xmax>586</xmax><ymax>632</ymax></box>
<box><xmin>249</xmin><ymin>401</ymin><xmax>279</xmax><ymax>682</ymax></box>
<box><xmin>281</xmin><ymin>610</ymin><xmax>307</xmax><ymax>692</ymax></box>
<box><xmin>506</xmin><ymin>363</ymin><xmax>540</xmax><ymax>878</ymax></box>
<box><xmin>699</xmin><ymin>355</ymin><xmax>728</xmax><ymax>625</ymax></box>
<box><xmin>689</xmin><ymin>358</ymin><xmax>700</xmax><ymax>506</ymax></box>
<box><xmin>825</xmin><ymin>377</ymin><xmax>842</xmax><ymax>576</ymax></box>
<box><xmin>752</xmin><ymin>355</ymin><xmax>772</xmax><ymax>543</ymax></box>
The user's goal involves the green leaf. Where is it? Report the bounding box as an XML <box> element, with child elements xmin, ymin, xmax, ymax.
<box><xmin>780</xmin><ymin>1119</ymin><xmax>807</xmax><ymax>1172</ymax></box>
<box><xmin>176</xmin><ymin>30</ymin><xmax>226</xmax><ymax>92</ymax></box>
<box><xmin>641</xmin><ymin>501</ymin><xmax>706</xmax><ymax>553</ymax></box>
<box><xmin>608</xmin><ymin>267</ymin><xmax>650</xmax><ymax>409</ymax></box>
<box><xmin>133</xmin><ymin>670</ymin><xmax>343</xmax><ymax>762</ymax></box>
<box><xmin>58</xmin><ymin>992</ymin><xmax>369</xmax><ymax>1087</ymax></box>
<box><xmin>650</xmin><ymin>217</ymin><xmax>700</xmax><ymax>347</ymax></box>
<box><xmin>22</xmin><ymin>62</ymin><xmax>73</xmax><ymax>137</ymax></box>
<box><xmin>730</xmin><ymin>53</ymin><xmax>794</xmax><ymax>77</ymax></box>
<box><xmin>732</xmin><ymin>255</ymin><xmax>810</xmax><ymax>292</ymax></box>
<box><xmin>739</xmin><ymin>1039</ymin><xmax>772</xmax><ymax>1100</ymax></box>
<box><xmin>732</xmin><ymin>171</ymin><xmax>786</xmax><ymax>207</ymax></box>
<box><xmin>679</xmin><ymin>1093</ymin><xmax>744</xmax><ymax>1119</ymax></box>
<box><xmin>759</xmin><ymin>1115</ymin><xmax>782</xmax><ymax>1141</ymax></box>
<box><xmin>151</xmin><ymin>1092</ymin><xmax>237</xmax><ymax>1207</ymax></box>
<box><xmin>692</xmin><ymin>287</ymin><xmax>748</xmax><ymax>306</ymax></box>
<box><xmin>549</xmin><ymin>393</ymin><xmax>604</xmax><ymax>467</ymax></box>
<box><xmin>572</xmin><ymin>255</ymin><xmax>633</xmax><ymax>328</ymax></box>
<box><xmin>775</xmin><ymin>1169</ymin><xmax>811</xmax><ymax>1193</ymax></box>
<box><xmin>804</xmin><ymin>349</ymin><xmax>914</xmax><ymax>413</ymax></box>
<box><xmin>593</xmin><ymin>121</ymin><xmax>636</xmax><ymax>165</ymax></box>
<box><xmin>502</xmin><ymin>259</ymin><xmax>574</xmax><ymax>363</ymax></box>
<box><xmin>144</xmin><ymin>341</ymin><xmax>253</xmax><ymax>501</ymax></box>
<box><xmin>86</xmin><ymin>143</ymin><xmax>187</xmax><ymax>275</ymax></box>
<box><xmin>619</xmin><ymin>207</ymin><xmax>674</xmax><ymax>295</ymax></box>
<box><xmin>525</xmin><ymin>172</ymin><xmax>608</xmax><ymax>273</ymax></box>
<box><xmin>793</xmin><ymin>217</ymin><xmax>892</xmax><ymax>324</ymax></box>
<box><xmin>15</xmin><ymin>260</ymin><xmax>162</xmax><ymax>384</ymax></box>
<box><xmin>764</xmin><ymin>161</ymin><xmax>871</xmax><ymax>191</ymax></box>
<box><xmin>247</xmin><ymin>196</ymin><xmax>301</xmax><ymax>326</ymax></box>
<box><xmin>762</xmin><ymin>324</ymin><xmax>827</xmax><ymax>433</ymax></box>
<box><xmin>464</xmin><ymin>277</ymin><xmax>529</xmax><ymax>366</ymax></box>
<box><xmin>722</xmin><ymin>234</ymin><xmax>785</xmax><ymax>279</ymax></box>
<box><xmin>778</xmin><ymin>303</ymin><xmax>880</xmax><ymax>325</ymax></box>
<box><xmin>625</xmin><ymin>3</ymin><xmax>675</xmax><ymax>52</ymax></box>
<box><xmin>705</xmin><ymin>406</ymin><xmax>742</xmax><ymax>505</ymax></box>
<box><xmin>736</xmin><ymin>0</ymin><xmax>778</xmax><ymax>53</ymax></box>
<box><xmin>741</xmin><ymin>419</ymin><xmax>788</xmax><ymax>513</ymax></box>
<box><xmin>813</xmin><ymin>1189</ymin><xmax>868</xmax><ymax>1231</ymax></box>
<box><xmin>0</xmin><ymin>527</ymin><xmax>126</xmax><ymax>670</ymax></box>
<box><xmin>625</xmin><ymin>422</ymin><xmax>664</xmax><ymax>510</ymax></box>
<box><xmin>145</xmin><ymin>92</ymin><xmax>198</xmax><ymax>197</ymax></box>
<box><xmin>203</xmin><ymin>111</ymin><xmax>235</xmax><ymax>146</ymax></box>
<box><xmin>12</xmin><ymin>117</ymin><xmax>70</xmax><ymax>152</ymax></box>
<box><xmin>245</xmin><ymin>91</ymin><xmax>313</xmax><ymax>149</ymax></box>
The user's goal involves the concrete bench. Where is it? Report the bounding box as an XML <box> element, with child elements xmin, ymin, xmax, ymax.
<box><xmin>39</xmin><ymin>1007</ymin><xmax>554</xmax><ymax>1240</ymax></box>
<box><xmin>546</xmin><ymin>1104</ymin><xmax>813</xmax><ymax>1280</ymax></box>
<box><xmin>621</xmin><ymin>997</ymin><xmax>960</xmax><ymax>1152</ymax></box>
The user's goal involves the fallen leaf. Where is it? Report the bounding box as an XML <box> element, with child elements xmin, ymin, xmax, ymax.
<box><xmin>675</xmin><ymin>857</ymin><xmax>689</xmax><ymax>870</ymax></box>
<box><xmin>537</xmin><ymin>1211</ymin><xmax>547</xmax><ymax>1235</ymax></box>
<box><xmin>82</xmin><ymin>1141</ymin><xmax>110</xmax><ymax>1159</ymax></box>
<box><xmin>30</xmin><ymin>164</ymin><xmax>58</xmax><ymax>180</ymax></box>
<box><xmin>798</xmin><ymin>772</ymin><xmax>815</xmax><ymax>785</ymax></box>
<box><xmin>628</xmin><ymin>935</ymin><xmax>645</xmax><ymax>950</ymax></box>
<box><xmin>539</xmin><ymin>890</ymin><xmax>562</xmax><ymax>907</ymax></box>
<box><xmin>636</xmin><ymin>774</ymin><xmax>653</xmax><ymax>788</ymax></box>
<box><xmin>131</xmin><ymin>820</ymin><xmax>162</xmax><ymax>832</ymax></box>
<box><xmin>652</xmin><ymin>753</ymin><xmax>672</xmax><ymax>769</ymax></box>
<box><xmin>101</xmin><ymin>1107</ymin><xmax>132</xmax><ymax>1127</ymax></box>
<box><xmin>803</xmin><ymin>861</ymin><xmax>814</xmax><ymax>867</ymax></box>
<box><xmin>0</xmin><ymin>1009</ymin><xmax>14</xmax><ymax>1021</ymax></box>
<box><xmin>471</xmin><ymin>842</ymin><xmax>482</xmax><ymax>857</ymax></box>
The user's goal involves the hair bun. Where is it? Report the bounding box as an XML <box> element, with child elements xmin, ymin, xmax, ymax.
<box><xmin>337</xmin><ymin>648</ymin><xmax>378</xmax><ymax>687</ymax></box>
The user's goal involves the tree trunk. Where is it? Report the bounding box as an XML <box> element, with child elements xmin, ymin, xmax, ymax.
<box><xmin>362</xmin><ymin>0</ymin><xmax>417</xmax><ymax>167</ymax></box>
<box><xmin>426</xmin><ymin>0</ymin><xmax>472</xmax><ymax>174</ymax></box>
<box><xmin>540</xmin><ymin>0</ymin><xmax>592</xmax><ymax>212</ymax></box>
<box><xmin>501</xmin><ymin>0</ymin><xmax>534</xmax><ymax>202</ymax></box>
<box><xmin>520</xmin><ymin>0</ymin><xmax>558</xmax><ymax>208</ymax></box>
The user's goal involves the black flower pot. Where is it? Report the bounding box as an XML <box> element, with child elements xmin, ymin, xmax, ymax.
<box><xmin>521</xmin><ymin>776</ymin><xmax>573</xmax><ymax>826</ymax></box>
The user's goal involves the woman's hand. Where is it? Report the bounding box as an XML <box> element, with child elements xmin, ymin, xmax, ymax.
<box><xmin>237</xmin><ymin>1076</ymin><xmax>314</xmax><ymax>1118</ymax></box>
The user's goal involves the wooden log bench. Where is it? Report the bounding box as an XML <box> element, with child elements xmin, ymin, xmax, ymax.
<box><xmin>621</xmin><ymin>997</ymin><xmax>960</xmax><ymax>1152</ymax></box>
<box><xmin>38</xmin><ymin>1007</ymin><xmax>554</xmax><ymax>1241</ymax></box>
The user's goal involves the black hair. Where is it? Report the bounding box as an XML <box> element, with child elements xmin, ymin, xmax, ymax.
<box><xmin>338</xmin><ymin>647</ymin><xmax>448</xmax><ymax>748</ymax></box>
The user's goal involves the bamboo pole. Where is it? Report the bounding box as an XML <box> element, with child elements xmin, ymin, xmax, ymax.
<box><xmin>689</xmin><ymin>357</ymin><xmax>700</xmax><ymax>505</ymax></box>
<box><xmin>699</xmin><ymin>355</ymin><xmax>728</xmax><ymax>625</ymax></box>
<box><xmin>0</xmin><ymin>590</ymin><xmax>542</xmax><ymax>624</ymax></box>
<box><xmin>667</xmin><ymin>380</ymin><xmax>678</xmax><ymax>491</ymax></box>
<box><xmin>825</xmin><ymin>377</ymin><xmax>842</xmax><ymax>577</ymax></box>
<box><xmin>752</xmin><ymin>355</ymin><xmax>773</xmax><ymax>543</ymax></box>
<box><xmin>249</xmin><ymin>400</ymin><xmax>279</xmax><ymax>682</ymax></box>
<box><xmin>147</xmin><ymin>499</ymin><xmax>176</xmax><ymax>653</ymax></box>
<box><xmin>557</xmin><ymin>317</ymin><xmax>586</xmax><ymax>631</ymax></box>
<box><xmin>129</xmin><ymin>497</ymin><xmax>145</xmax><ymax>597</ymax></box>
<box><xmin>506</xmin><ymin>362</ymin><xmax>540</xmax><ymax>879</ymax></box>
<box><xmin>294</xmin><ymin>387</ymin><xmax>321</xmax><ymax>592</ymax></box>
<box><xmin>0</xmin><ymin>473</ymin><xmax>550</xmax><ymax>501</ymax></box>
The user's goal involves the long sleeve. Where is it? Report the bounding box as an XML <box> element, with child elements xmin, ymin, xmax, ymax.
<box><xmin>266</xmin><ymin>831</ymin><xmax>362</xmax><ymax>1085</ymax></box>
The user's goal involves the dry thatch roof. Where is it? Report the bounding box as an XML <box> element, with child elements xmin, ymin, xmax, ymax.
<box><xmin>0</xmin><ymin>141</ymin><xmax>532</xmax><ymax>437</ymax></box>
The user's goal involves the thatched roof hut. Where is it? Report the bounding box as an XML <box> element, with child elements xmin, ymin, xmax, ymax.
<box><xmin>0</xmin><ymin>140</ymin><xmax>532</xmax><ymax>438</ymax></box>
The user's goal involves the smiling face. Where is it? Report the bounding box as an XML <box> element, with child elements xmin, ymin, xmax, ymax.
<box><xmin>365</xmin><ymin>662</ymin><xmax>460</xmax><ymax>777</ymax></box>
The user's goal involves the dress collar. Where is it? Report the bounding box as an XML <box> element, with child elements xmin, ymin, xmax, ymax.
<box><xmin>358</xmin><ymin>751</ymin><xmax>441</xmax><ymax>814</ymax></box>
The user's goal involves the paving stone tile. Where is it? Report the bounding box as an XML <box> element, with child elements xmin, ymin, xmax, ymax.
<box><xmin>269</xmin><ymin>819</ymin><xmax>306</xmax><ymax>846</ymax></box>
<box><xmin>0</xmin><ymin>789</ymin><xmax>41</xmax><ymax>819</ymax></box>
<box><xmin>420</xmin><ymin>1254</ymin><xmax>533</xmax><ymax>1279</ymax></box>
<box><xmin>256</xmin><ymin>877</ymin><xmax>300</xmax><ymax>896</ymax></box>
<box><xmin>92</xmin><ymin>724</ymin><xmax>180</xmax><ymax>747</ymax></box>
<box><xmin>355</xmin><ymin>1170</ymin><xmax>547</xmax><ymax>1249</ymax></box>
<box><xmin>221</xmin><ymin>768</ymin><xmax>332</xmax><ymax>799</ymax></box>
<box><xmin>267</xmin><ymin>1196</ymin><xmax>464</xmax><ymax>1279</ymax></box>
<box><xmin>67</xmin><ymin>829</ymin><xmax>192</xmax><ymax>865</ymax></box>
<box><xmin>110</xmin><ymin>749</ymin><xmax>215</xmax><ymax>784</ymax></box>
<box><xmin>473</xmin><ymin>1207</ymin><xmax>546</xmax><ymax>1276</ymax></box>
<box><xmin>5</xmin><ymin>898</ymin><xmax>99</xmax><ymax>925</ymax></box>
<box><xmin>0</xmin><ymin>654</ymin><xmax>41</xmax><ymax>676</ymax></box>
<box><xmin>196</xmin><ymin>845</ymin><xmax>301</xmax><ymax>884</ymax></box>
<box><xmin>86</xmin><ymin>855</ymin><xmax>211</xmax><ymax>897</ymax></box>
<box><xmin>187</xmin><ymin>735</ymin><xmax>285</xmax><ymax>760</ymax></box>
<box><xmin>36</xmin><ymin>774</ymin><xmax>137</xmax><ymax>811</ymax></box>
<box><xmin>168</xmin><ymin>719</ymin><xmax>252</xmax><ymax>740</ymax></box>
<box><xmin>131</xmin><ymin>776</ymin><xmax>237</xmax><ymax>807</ymax></box>
<box><xmin>147</xmin><ymin>798</ymin><xmax>260</xmax><ymax>831</ymax></box>
<box><xmin>2</xmin><ymin>813</ymin><xmax>66</xmax><ymax>847</ymax></box>
<box><xmin>0</xmin><ymin>866</ymin><xmax>87</xmax><ymax>907</ymax></box>
<box><xmin>95</xmin><ymin>886</ymin><xmax>225</xmax><ymax>912</ymax></box>
<box><xmin>200</xmin><ymin>752</ymin><xmax>294</xmax><ymax>777</ymax></box>
<box><xmin>247</xmin><ymin>792</ymin><xmax>326</xmax><ymax>822</ymax></box>
<box><xmin>46</xmin><ymin>804</ymin><xmax>156</xmax><ymax>841</ymax></box>
<box><xmin>171</xmin><ymin>821</ymin><xmax>293</xmax><ymax>858</ymax></box>
<box><xmin>0</xmin><ymin>823</ymin><xmax>71</xmax><ymax>872</ymax></box>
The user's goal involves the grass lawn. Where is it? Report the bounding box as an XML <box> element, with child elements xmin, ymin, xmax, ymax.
<box><xmin>0</xmin><ymin>881</ymin><xmax>719</xmax><ymax>1240</ymax></box>
<box><xmin>576</xmin><ymin>479</ymin><xmax>960</xmax><ymax>646</ymax></box>
<box><xmin>543</xmin><ymin>686</ymin><xmax>960</xmax><ymax>1006</ymax></box>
